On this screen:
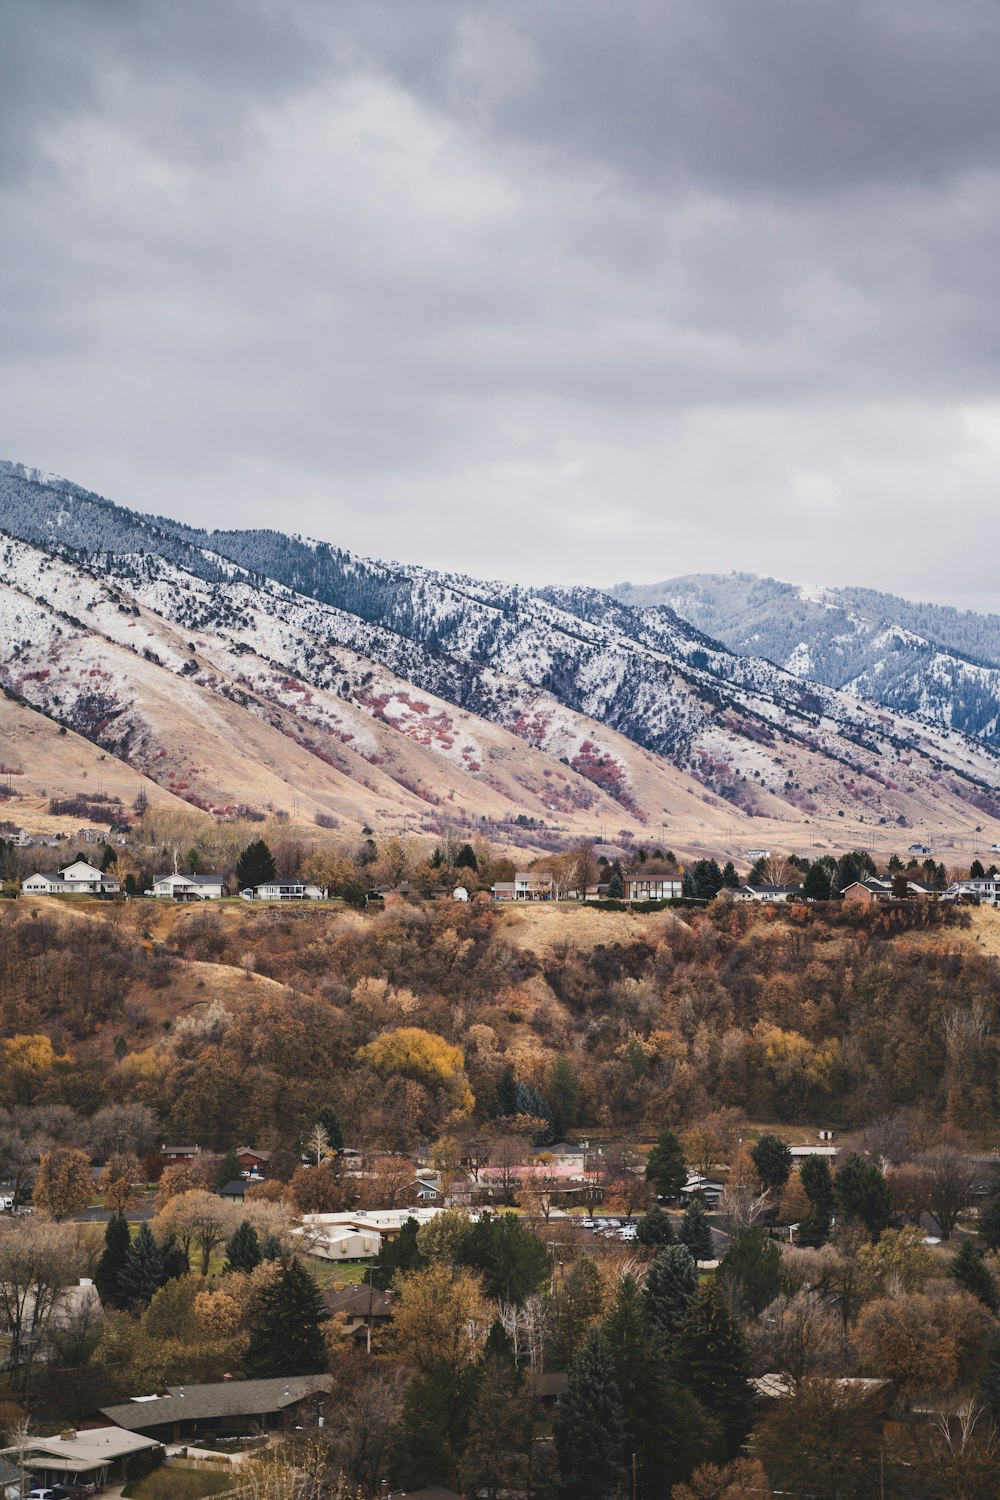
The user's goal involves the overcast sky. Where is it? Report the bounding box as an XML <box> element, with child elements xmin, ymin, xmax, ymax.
<box><xmin>4</xmin><ymin>2</ymin><xmax>1000</xmax><ymax>608</ymax></box>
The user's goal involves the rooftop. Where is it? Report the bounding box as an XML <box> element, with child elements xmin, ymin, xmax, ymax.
<box><xmin>101</xmin><ymin>1375</ymin><xmax>334</xmax><ymax>1430</ymax></box>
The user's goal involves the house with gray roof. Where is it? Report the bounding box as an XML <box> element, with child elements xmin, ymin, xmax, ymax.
<box><xmin>101</xmin><ymin>1374</ymin><xmax>334</xmax><ymax>1443</ymax></box>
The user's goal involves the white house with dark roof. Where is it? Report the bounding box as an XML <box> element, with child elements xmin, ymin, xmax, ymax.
<box><xmin>151</xmin><ymin>872</ymin><xmax>226</xmax><ymax>900</ymax></box>
<box><xmin>21</xmin><ymin>859</ymin><xmax>119</xmax><ymax>895</ymax></box>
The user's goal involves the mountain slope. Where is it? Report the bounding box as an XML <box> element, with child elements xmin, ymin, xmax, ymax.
<box><xmin>612</xmin><ymin>573</ymin><xmax>1000</xmax><ymax>743</ymax></box>
<box><xmin>2</xmin><ymin>461</ymin><xmax>1000</xmax><ymax>856</ymax></box>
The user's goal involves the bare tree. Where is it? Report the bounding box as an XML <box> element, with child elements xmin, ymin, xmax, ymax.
<box><xmin>0</xmin><ymin>1220</ymin><xmax>79</xmax><ymax>1391</ymax></box>
<box><xmin>716</xmin><ymin>1183</ymin><xmax>772</xmax><ymax>1240</ymax></box>
<box><xmin>916</xmin><ymin>1145</ymin><xmax>981</xmax><ymax>1239</ymax></box>
<box><xmin>747</xmin><ymin>1290</ymin><xmax>845</xmax><ymax>1384</ymax></box>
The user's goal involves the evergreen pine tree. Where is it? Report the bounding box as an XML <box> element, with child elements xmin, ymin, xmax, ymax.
<box><xmin>495</xmin><ymin>1066</ymin><xmax>519</xmax><ymax>1119</ymax></box>
<box><xmin>95</xmin><ymin>1212</ymin><xmax>131</xmax><ymax>1306</ymax></box>
<box><xmin>247</xmin><ymin>1258</ymin><xmax>327</xmax><ymax>1376</ymax></box>
<box><xmin>117</xmin><ymin>1223</ymin><xmax>164</xmax><ymax>1308</ymax></box>
<box><xmin>803</xmin><ymin>861</ymin><xmax>833</xmax><ymax>900</ymax></box>
<box><xmin>834</xmin><ymin>1153</ymin><xmax>892</xmax><ymax>1239</ymax></box>
<box><xmin>674</xmin><ymin>1280</ymin><xmax>755</xmax><ymax>1459</ymax></box>
<box><xmin>950</xmin><ymin>1240</ymin><xmax>998</xmax><ymax>1310</ymax></box>
<box><xmin>260</xmin><ymin>1233</ymin><xmax>284</xmax><ymax>1262</ymax></box>
<box><xmin>548</xmin><ymin>1056</ymin><xmax>580</xmax><ymax>1137</ymax></box>
<box><xmin>645</xmin><ymin>1129</ymin><xmax>687</xmax><ymax>1200</ymax></box>
<box><xmin>798</xmin><ymin>1154</ymin><xmax>835</xmax><ymax>1246</ymax></box>
<box><xmin>636</xmin><ymin>1204</ymin><xmax>675</xmax><ymax>1249</ymax></box>
<box><xmin>554</xmin><ymin>1330</ymin><xmax>628</xmax><ymax>1500</ymax></box>
<box><xmin>235</xmin><ymin>838</ymin><xmax>276</xmax><ymax>890</ymax></box>
<box><xmin>390</xmin><ymin>1373</ymin><xmax>455</xmax><ymax>1492</ymax></box>
<box><xmin>224</xmin><ymin>1219</ymin><xmax>262</xmax><ymax>1274</ymax></box>
<box><xmin>482</xmin><ymin>1316</ymin><xmax>519</xmax><ymax>1373</ymax></box>
<box><xmin>606</xmin><ymin>871</ymin><xmax>624</xmax><ymax>901</ymax></box>
<box><xmin>643</xmin><ymin>1244</ymin><xmax>698</xmax><ymax>1350</ymax></box>
<box><xmin>719</xmin><ymin>1227</ymin><xmax>782</xmax><ymax>1317</ymax></box>
<box><xmin>161</xmin><ymin>1233</ymin><xmax>190</xmax><ymax>1282</ymax></box>
<box><xmin>721</xmin><ymin>861</ymin><xmax>740</xmax><ymax>888</ymax></box>
<box><xmin>750</xmin><ymin>1134</ymin><xmax>793</xmax><ymax>1190</ymax></box>
<box><xmin>216</xmin><ymin>1149</ymin><xmax>242</xmax><ymax>1190</ymax></box>
<box><xmin>316</xmin><ymin>1106</ymin><xmax>344</xmax><ymax>1153</ymax></box>
<box><xmin>455</xmin><ymin>843</ymin><xmax>479</xmax><ymax>872</ymax></box>
<box><xmin>679</xmin><ymin>1200</ymin><xmax>714</xmax><ymax>1262</ymax></box>
<box><xmin>370</xmin><ymin>1216</ymin><xmax>427</xmax><ymax>1291</ymax></box>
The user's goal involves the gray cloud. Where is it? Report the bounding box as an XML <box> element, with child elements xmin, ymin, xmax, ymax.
<box><xmin>2</xmin><ymin>1</ymin><xmax>1000</xmax><ymax>607</ymax></box>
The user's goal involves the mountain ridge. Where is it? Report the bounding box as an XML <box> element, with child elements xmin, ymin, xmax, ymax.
<box><xmin>2</xmin><ymin>460</ymin><xmax>1000</xmax><ymax>857</ymax></box>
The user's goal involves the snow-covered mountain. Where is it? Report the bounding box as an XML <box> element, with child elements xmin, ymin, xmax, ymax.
<box><xmin>2</xmin><ymin>460</ymin><xmax>1000</xmax><ymax>852</ymax></box>
<box><xmin>613</xmin><ymin>573</ymin><xmax>1000</xmax><ymax>744</ymax></box>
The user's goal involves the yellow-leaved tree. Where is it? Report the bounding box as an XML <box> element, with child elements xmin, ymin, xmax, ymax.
<box><xmin>358</xmin><ymin>1027</ymin><xmax>474</xmax><ymax>1114</ymax></box>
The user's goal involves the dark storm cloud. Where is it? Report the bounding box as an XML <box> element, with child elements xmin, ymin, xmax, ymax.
<box><xmin>2</xmin><ymin>1</ymin><xmax>1000</xmax><ymax>605</ymax></box>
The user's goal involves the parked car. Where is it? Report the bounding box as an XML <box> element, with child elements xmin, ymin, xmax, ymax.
<box><xmin>27</xmin><ymin>1487</ymin><xmax>59</xmax><ymax>1499</ymax></box>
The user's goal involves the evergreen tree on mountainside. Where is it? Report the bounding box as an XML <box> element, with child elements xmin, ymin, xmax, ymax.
<box><xmin>390</xmin><ymin>1372</ymin><xmax>455</xmax><ymax>1492</ymax></box>
<box><xmin>370</xmin><ymin>1216</ymin><xmax>427</xmax><ymax>1290</ymax></box>
<box><xmin>606</xmin><ymin>870</ymin><xmax>624</xmax><ymax>900</ymax></box>
<box><xmin>636</xmin><ymin>1204</ymin><xmax>675</xmax><ymax>1249</ymax></box>
<box><xmin>835</xmin><ymin>1153</ymin><xmax>892</xmax><ymax>1239</ymax></box>
<box><xmin>554</xmin><ymin>1330</ymin><xmax>628</xmax><ymax>1500</ymax></box>
<box><xmin>646</xmin><ymin>1129</ymin><xmax>687</xmax><ymax>1200</ymax></box>
<box><xmin>719</xmin><ymin>1226</ymin><xmax>781</xmax><ymax>1317</ymax></box>
<box><xmin>548</xmin><ymin>1056</ymin><xmax>580</xmax><ymax>1137</ymax></box>
<box><xmin>603</xmin><ymin>1273</ymin><xmax>713</xmax><ymax>1497</ymax></box>
<box><xmin>950</xmin><ymin>1241</ymin><xmax>997</xmax><ymax>1310</ymax></box>
<box><xmin>803</xmin><ymin>860</ymin><xmax>833</xmax><ymax>900</ymax></box>
<box><xmin>117</xmin><ymin>1223</ymin><xmax>164</xmax><ymax>1308</ymax></box>
<box><xmin>798</xmin><ymin>1155</ymin><xmax>835</xmax><ymax>1247</ymax></box>
<box><xmin>495</xmin><ymin>1066</ymin><xmax>519</xmax><ymax>1119</ymax></box>
<box><xmin>834</xmin><ymin>850</ymin><xmax>877</xmax><ymax>894</ymax></box>
<box><xmin>721</xmin><ymin>860</ymin><xmax>740</xmax><ymax>888</ymax></box>
<box><xmin>674</xmin><ymin>1279</ymin><xmax>755</xmax><ymax>1459</ymax></box>
<box><xmin>643</xmin><ymin>1243</ymin><xmax>698</xmax><ymax>1349</ymax></box>
<box><xmin>224</xmin><ymin>1220</ymin><xmax>262</xmax><ymax>1274</ymax></box>
<box><xmin>95</xmin><ymin>1212</ymin><xmax>131</xmax><ymax>1306</ymax></box>
<box><xmin>690</xmin><ymin>859</ymin><xmax>724</xmax><ymax>900</ymax></box>
<box><xmin>751</xmin><ymin>1134</ymin><xmax>792</xmax><ymax>1190</ymax></box>
<box><xmin>455</xmin><ymin>843</ymin><xmax>479</xmax><ymax>873</ymax></box>
<box><xmin>679</xmin><ymin>1200</ymin><xmax>714</xmax><ymax>1262</ymax></box>
<box><xmin>315</xmin><ymin>1106</ymin><xmax>344</xmax><ymax>1153</ymax></box>
<box><xmin>215</xmin><ymin>1148</ymin><xmax>242</xmax><ymax>1190</ymax></box>
<box><xmin>247</xmin><ymin>1258</ymin><xmax>327</xmax><ymax>1376</ymax></box>
<box><xmin>235</xmin><ymin>838</ymin><xmax>276</xmax><ymax>890</ymax></box>
<box><xmin>462</xmin><ymin>1212</ymin><xmax>550</xmax><ymax>1305</ymax></box>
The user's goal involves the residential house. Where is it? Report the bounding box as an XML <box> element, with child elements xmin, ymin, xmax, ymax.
<box><xmin>323</xmin><ymin>1284</ymin><xmax>394</xmax><ymax>1345</ymax></box>
<box><xmin>298</xmin><ymin>1207</ymin><xmax>440</xmax><ymax>1260</ymax></box>
<box><xmin>159</xmin><ymin>1143</ymin><xmax>202</xmax><ymax>1166</ymax></box>
<box><xmin>945</xmin><ymin>877</ymin><xmax>1000</xmax><ymax>906</ymax></box>
<box><xmin>842</xmin><ymin>878</ymin><xmax>935</xmax><ymax>904</ymax></box>
<box><xmin>298</xmin><ymin>1224</ymin><xmax>384</xmax><ymax>1262</ymax></box>
<box><xmin>623</xmin><ymin>876</ymin><xmax>683</xmax><ymax>902</ymax></box>
<box><xmin>3</xmin><ymin>1427</ymin><xmax>162</xmax><ymax>1491</ymax></box>
<box><xmin>241</xmin><ymin>882</ymin><xmax>325</xmax><ymax>901</ymax></box>
<box><xmin>491</xmin><ymin>873</ymin><xmax>554</xmax><ymax>901</ymax></box>
<box><xmin>219</xmin><ymin>1179</ymin><xmax>247</xmax><ymax>1203</ymax></box>
<box><xmin>151</xmin><ymin>872</ymin><xmax>226</xmax><ymax>900</ymax></box>
<box><xmin>732</xmin><ymin>883</ymin><xmax>803</xmax><ymax>903</ymax></box>
<box><xmin>22</xmin><ymin>859</ymin><xmax>120</xmax><ymax>896</ymax></box>
<box><xmin>101</xmin><ymin>1375</ymin><xmax>334</xmax><ymax>1443</ymax></box>
<box><xmin>236</xmin><ymin>1146</ymin><xmax>271</xmax><ymax>1174</ymax></box>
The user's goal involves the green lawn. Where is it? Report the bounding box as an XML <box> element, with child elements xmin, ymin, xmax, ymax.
<box><xmin>307</xmin><ymin>1258</ymin><xmax>369</xmax><ymax>1288</ymax></box>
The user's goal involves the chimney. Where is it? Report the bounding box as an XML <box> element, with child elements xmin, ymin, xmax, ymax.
<box><xmin>379</xmin><ymin>1482</ymin><xmax>389</xmax><ymax>1499</ymax></box>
